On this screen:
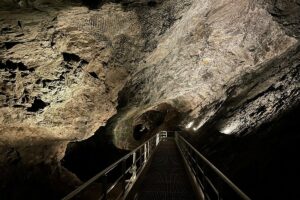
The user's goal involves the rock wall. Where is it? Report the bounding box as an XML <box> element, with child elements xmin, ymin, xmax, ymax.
<box><xmin>1</xmin><ymin>0</ymin><xmax>297</xmax><ymax>163</ymax></box>
<box><xmin>0</xmin><ymin>2</ymin><xmax>145</xmax><ymax>198</ymax></box>
<box><xmin>0</xmin><ymin>0</ymin><xmax>299</xmax><ymax>198</ymax></box>
<box><xmin>112</xmin><ymin>0</ymin><xmax>299</xmax><ymax>149</ymax></box>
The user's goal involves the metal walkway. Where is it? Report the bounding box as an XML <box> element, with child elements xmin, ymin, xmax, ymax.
<box><xmin>128</xmin><ymin>139</ymin><xmax>196</xmax><ymax>200</ymax></box>
<box><xmin>62</xmin><ymin>132</ymin><xmax>251</xmax><ymax>200</ymax></box>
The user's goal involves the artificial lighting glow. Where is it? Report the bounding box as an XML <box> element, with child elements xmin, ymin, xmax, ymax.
<box><xmin>185</xmin><ymin>121</ymin><xmax>194</xmax><ymax>129</ymax></box>
<box><xmin>219</xmin><ymin>121</ymin><xmax>240</xmax><ymax>135</ymax></box>
<box><xmin>192</xmin><ymin>120</ymin><xmax>206</xmax><ymax>132</ymax></box>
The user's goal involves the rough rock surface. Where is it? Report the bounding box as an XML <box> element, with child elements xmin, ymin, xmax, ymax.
<box><xmin>0</xmin><ymin>0</ymin><xmax>299</xmax><ymax>199</ymax></box>
<box><xmin>0</xmin><ymin>3</ymin><xmax>143</xmax><ymax>164</ymax></box>
<box><xmin>112</xmin><ymin>0</ymin><xmax>299</xmax><ymax>149</ymax></box>
<box><xmin>0</xmin><ymin>2</ymin><xmax>145</xmax><ymax>198</ymax></box>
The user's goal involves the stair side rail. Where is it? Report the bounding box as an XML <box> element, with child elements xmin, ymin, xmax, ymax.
<box><xmin>175</xmin><ymin>132</ymin><xmax>251</xmax><ymax>200</ymax></box>
<box><xmin>62</xmin><ymin>132</ymin><xmax>166</xmax><ymax>200</ymax></box>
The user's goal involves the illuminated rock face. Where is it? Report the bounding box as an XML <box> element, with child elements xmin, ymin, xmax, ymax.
<box><xmin>0</xmin><ymin>0</ymin><xmax>299</xmax><ymax>197</ymax></box>
<box><xmin>0</xmin><ymin>3</ymin><xmax>144</xmax><ymax>198</ymax></box>
<box><xmin>111</xmin><ymin>0</ymin><xmax>299</xmax><ymax>148</ymax></box>
<box><xmin>0</xmin><ymin>4</ymin><xmax>145</xmax><ymax>164</ymax></box>
<box><xmin>1</xmin><ymin>0</ymin><xmax>299</xmax><ymax>161</ymax></box>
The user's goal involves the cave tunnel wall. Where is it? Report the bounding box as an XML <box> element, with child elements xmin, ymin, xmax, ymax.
<box><xmin>192</xmin><ymin>104</ymin><xmax>300</xmax><ymax>200</ymax></box>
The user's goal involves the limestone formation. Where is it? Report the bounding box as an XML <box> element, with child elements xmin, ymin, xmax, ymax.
<box><xmin>111</xmin><ymin>0</ymin><xmax>299</xmax><ymax>149</ymax></box>
<box><xmin>0</xmin><ymin>0</ymin><xmax>299</xmax><ymax>198</ymax></box>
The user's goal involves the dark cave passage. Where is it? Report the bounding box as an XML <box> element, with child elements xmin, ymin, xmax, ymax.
<box><xmin>193</xmin><ymin>105</ymin><xmax>300</xmax><ymax>200</ymax></box>
<box><xmin>61</xmin><ymin>127</ymin><xmax>128</xmax><ymax>181</ymax></box>
<box><xmin>133</xmin><ymin>124</ymin><xmax>149</xmax><ymax>140</ymax></box>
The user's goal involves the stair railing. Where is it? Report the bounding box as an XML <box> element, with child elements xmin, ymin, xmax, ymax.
<box><xmin>175</xmin><ymin>132</ymin><xmax>251</xmax><ymax>200</ymax></box>
<box><xmin>62</xmin><ymin>132</ymin><xmax>167</xmax><ymax>200</ymax></box>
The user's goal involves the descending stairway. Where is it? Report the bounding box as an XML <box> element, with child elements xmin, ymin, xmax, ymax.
<box><xmin>62</xmin><ymin>131</ymin><xmax>251</xmax><ymax>200</ymax></box>
<box><xmin>130</xmin><ymin>139</ymin><xmax>196</xmax><ymax>200</ymax></box>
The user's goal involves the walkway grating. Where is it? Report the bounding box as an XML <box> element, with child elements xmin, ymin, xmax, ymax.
<box><xmin>131</xmin><ymin>139</ymin><xmax>196</xmax><ymax>200</ymax></box>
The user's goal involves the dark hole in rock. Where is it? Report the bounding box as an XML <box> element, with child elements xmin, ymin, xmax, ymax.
<box><xmin>15</xmin><ymin>33</ymin><xmax>24</xmax><ymax>37</ymax></box>
<box><xmin>21</xmin><ymin>71</ymin><xmax>30</xmax><ymax>77</ymax></box>
<box><xmin>62</xmin><ymin>52</ymin><xmax>81</xmax><ymax>62</ymax></box>
<box><xmin>21</xmin><ymin>95</ymin><xmax>29</xmax><ymax>103</ymax></box>
<box><xmin>13</xmin><ymin>105</ymin><xmax>25</xmax><ymax>108</ymax></box>
<box><xmin>79</xmin><ymin>60</ymin><xmax>89</xmax><ymax>67</ymax></box>
<box><xmin>89</xmin><ymin>72</ymin><xmax>99</xmax><ymax>79</ymax></box>
<box><xmin>59</xmin><ymin>75</ymin><xmax>65</xmax><ymax>81</ymax></box>
<box><xmin>80</xmin><ymin>0</ymin><xmax>103</xmax><ymax>9</ymax></box>
<box><xmin>1</xmin><ymin>60</ymin><xmax>32</xmax><ymax>72</ymax></box>
<box><xmin>5</xmin><ymin>60</ymin><xmax>18</xmax><ymax>70</ymax></box>
<box><xmin>133</xmin><ymin>124</ymin><xmax>149</xmax><ymax>140</ymax></box>
<box><xmin>0</xmin><ymin>27</ymin><xmax>13</xmax><ymax>34</ymax></box>
<box><xmin>147</xmin><ymin>1</ymin><xmax>157</xmax><ymax>7</ymax></box>
<box><xmin>4</xmin><ymin>42</ymin><xmax>19</xmax><ymax>49</ymax></box>
<box><xmin>42</xmin><ymin>79</ymin><xmax>52</xmax><ymax>87</ymax></box>
<box><xmin>18</xmin><ymin>63</ymin><xmax>27</xmax><ymax>71</ymax></box>
<box><xmin>8</xmin><ymin>72</ymin><xmax>16</xmax><ymax>79</ymax></box>
<box><xmin>36</xmin><ymin>79</ymin><xmax>42</xmax><ymax>84</ymax></box>
<box><xmin>0</xmin><ymin>62</ymin><xmax>5</xmax><ymax>69</ymax></box>
<box><xmin>257</xmin><ymin>105</ymin><xmax>266</xmax><ymax>114</ymax></box>
<box><xmin>27</xmin><ymin>98</ymin><xmax>49</xmax><ymax>112</ymax></box>
<box><xmin>64</xmin><ymin>64</ymin><xmax>73</xmax><ymax>70</ymax></box>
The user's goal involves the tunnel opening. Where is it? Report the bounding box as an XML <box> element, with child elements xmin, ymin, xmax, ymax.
<box><xmin>133</xmin><ymin>124</ymin><xmax>149</xmax><ymax>140</ymax></box>
<box><xmin>79</xmin><ymin>0</ymin><xmax>103</xmax><ymax>9</ymax></box>
<box><xmin>147</xmin><ymin>1</ymin><xmax>157</xmax><ymax>7</ymax></box>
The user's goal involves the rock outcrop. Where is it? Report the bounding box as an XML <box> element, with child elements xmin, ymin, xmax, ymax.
<box><xmin>0</xmin><ymin>2</ymin><xmax>144</xmax><ymax>198</ymax></box>
<box><xmin>112</xmin><ymin>0</ymin><xmax>299</xmax><ymax>149</ymax></box>
<box><xmin>0</xmin><ymin>0</ymin><xmax>299</xmax><ymax>199</ymax></box>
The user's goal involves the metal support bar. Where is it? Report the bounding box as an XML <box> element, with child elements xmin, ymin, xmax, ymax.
<box><xmin>102</xmin><ymin>174</ymin><xmax>108</xmax><ymax>200</ymax></box>
<box><xmin>62</xmin><ymin>133</ymin><xmax>165</xmax><ymax>200</ymax></box>
<box><xmin>122</xmin><ymin>160</ymin><xmax>126</xmax><ymax>194</ymax></box>
<box><xmin>175</xmin><ymin>133</ymin><xmax>251</xmax><ymax>200</ymax></box>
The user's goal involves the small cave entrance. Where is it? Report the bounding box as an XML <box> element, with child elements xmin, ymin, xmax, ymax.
<box><xmin>79</xmin><ymin>0</ymin><xmax>104</xmax><ymax>9</ymax></box>
<box><xmin>26</xmin><ymin>98</ymin><xmax>49</xmax><ymax>112</ymax></box>
<box><xmin>133</xmin><ymin>124</ymin><xmax>149</xmax><ymax>141</ymax></box>
<box><xmin>147</xmin><ymin>1</ymin><xmax>158</xmax><ymax>7</ymax></box>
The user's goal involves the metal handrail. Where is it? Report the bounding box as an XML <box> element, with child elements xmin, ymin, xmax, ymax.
<box><xmin>62</xmin><ymin>132</ymin><xmax>167</xmax><ymax>200</ymax></box>
<box><xmin>175</xmin><ymin>133</ymin><xmax>251</xmax><ymax>200</ymax></box>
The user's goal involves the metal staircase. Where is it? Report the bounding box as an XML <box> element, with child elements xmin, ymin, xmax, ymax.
<box><xmin>62</xmin><ymin>131</ymin><xmax>251</xmax><ymax>200</ymax></box>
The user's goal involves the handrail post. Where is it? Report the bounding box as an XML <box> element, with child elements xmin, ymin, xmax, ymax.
<box><xmin>139</xmin><ymin>148</ymin><xmax>143</xmax><ymax>167</ymax></box>
<box><xmin>176</xmin><ymin>134</ymin><xmax>251</xmax><ymax>200</ymax></box>
<box><xmin>102</xmin><ymin>174</ymin><xmax>108</xmax><ymax>200</ymax></box>
<box><xmin>122</xmin><ymin>160</ymin><xmax>126</xmax><ymax>194</ymax></box>
<box><xmin>147</xmin><ymin>141</ymin><xmax>150</xmax><ymax>159</ymax></box>
<box><xmin>132</xmin><ymin>152</ymin><xmax>137</xmax><ymax>180</ymax></box>
<box><xmin>62</xmin><ymin>133</ymin><xmax>163</xmax><ymax>200</ymax></box>
<box><xmin>144</xmin><ymin>143</ymin><xmax>147</xmax><ymax>164</ymax></box>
